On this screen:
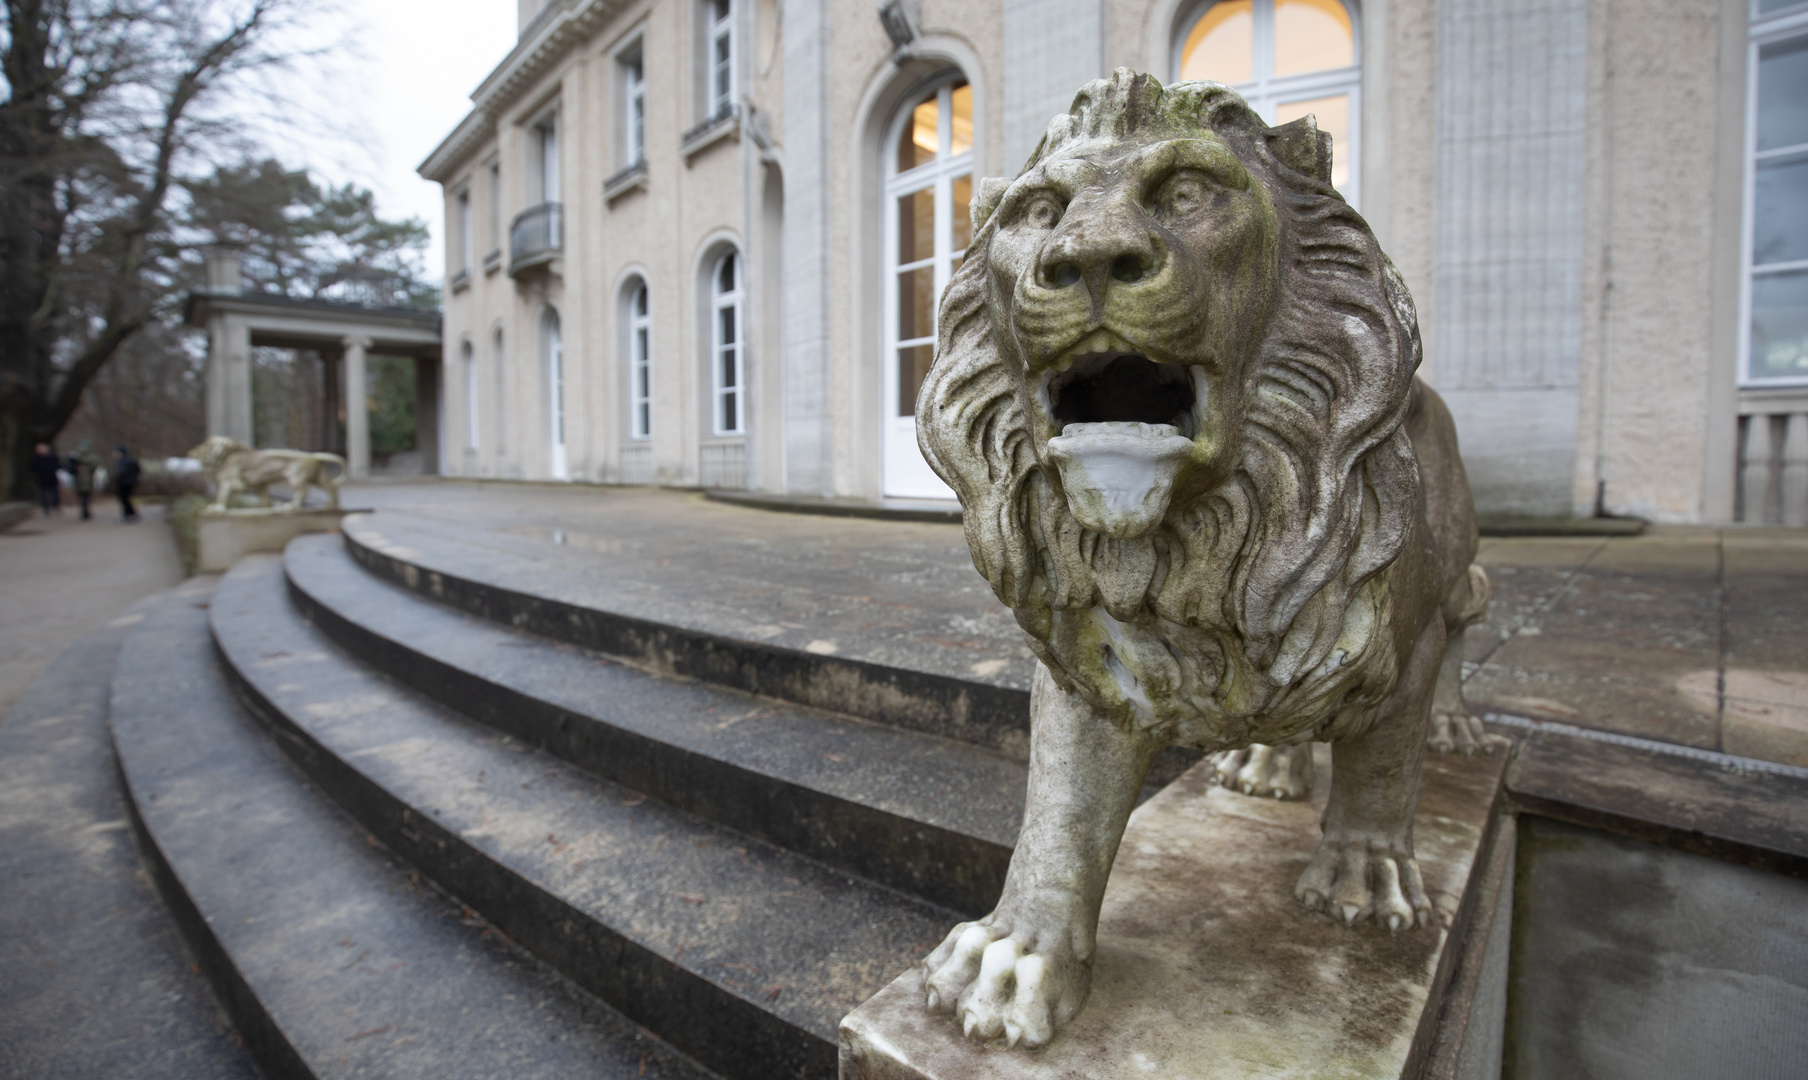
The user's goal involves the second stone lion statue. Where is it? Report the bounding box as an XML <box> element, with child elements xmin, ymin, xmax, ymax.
<box><xmin>914</xmin><ymin>70</ymin><xmax>1493</xmax><ymax>1049</ymax></box>
<box><xmin>188</xmin><ymin>435</ymin><xmax>346</xmax><ymax>512</ymax></box>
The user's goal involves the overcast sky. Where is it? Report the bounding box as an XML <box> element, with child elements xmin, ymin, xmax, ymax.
<box><xmin>256</xmin><ymin>0</ymin><xmax>516</xmax><ymax>281</ymax></box>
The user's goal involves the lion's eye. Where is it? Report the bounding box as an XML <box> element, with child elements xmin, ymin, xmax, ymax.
<box><xmin>1021</xmin><ymin>194</ymin><xmax>1065</xmax><ymax>231</ymax></box>
<box><xmin>1150</xmin><ymin>173</ymin><xmax>1220</xmax><ymax>222</ymax></box>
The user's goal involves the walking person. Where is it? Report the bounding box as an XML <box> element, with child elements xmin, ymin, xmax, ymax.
<box><xmin>113</xmin><ymin>446</ymin><xmax>141</xmax><ymax>523</ymax></box>
<box><xmin>29</xmin><ymin>443</ymin><xmax>62</xmax><ymax>516</ymax></box>
<box><xmin>66</xmin><ymin>442</ymin><xmax>98</xmax><ymax>520</ymax></box>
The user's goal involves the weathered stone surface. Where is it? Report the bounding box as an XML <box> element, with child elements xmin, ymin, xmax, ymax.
<box><xmin>195</xmin><ymin>506</ymin><xmax>360</xmax><ymax>571</ymax></box>
<box><xmin>842</xmin><ymin>746</ymin><xmax>1510</xmax><ymax>1077</ymax></box>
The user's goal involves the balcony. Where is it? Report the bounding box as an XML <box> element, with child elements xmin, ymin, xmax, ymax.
<box><xmin>508</xmin><ymin>202</ymin><xmax>562</xmax><ymax>278</ymax></box>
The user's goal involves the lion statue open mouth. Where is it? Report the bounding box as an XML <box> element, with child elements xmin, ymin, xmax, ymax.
<box><xmin>914</xmin><ymin>70</ymin><xmax>1493</xmax><ymax>1049</ymax></box>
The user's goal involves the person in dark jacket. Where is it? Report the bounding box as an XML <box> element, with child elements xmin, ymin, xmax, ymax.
<box><xmin>29</xmin><ymin>443</ymin><xmax>62</xmax><ymax>515</ymax></box>
<box><xmin>66</xmin><ymin>442</ymin><xmax>98</xmax><ymax>520</ymax></box>
<box><xmin>113</xmin><ymin>446</ymin><xmax>141</xmax><ymax>522</ymax></box>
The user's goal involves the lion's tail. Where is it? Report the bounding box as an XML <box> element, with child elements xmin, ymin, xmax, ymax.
<box><xmin>317</xmin><ymin>453</ymin><xmax>348</xmax><ymax>488</ymax></box>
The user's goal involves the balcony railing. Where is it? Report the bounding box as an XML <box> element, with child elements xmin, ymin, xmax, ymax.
<box><xmin>509</xmin><ymin>202</ymin><xmax>563</xmax><ymax>276</ymax></box>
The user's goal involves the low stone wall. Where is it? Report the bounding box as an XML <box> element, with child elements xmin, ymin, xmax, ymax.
<box><xmin>196</xmin><ymin>508</ymin><xmax>365</xmax><ymax>572</ymax></box>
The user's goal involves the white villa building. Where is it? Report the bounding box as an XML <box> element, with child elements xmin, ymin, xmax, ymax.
<box><xmin>417</xmin><ymin>0</ymin><xmax>1808</xmax><ymax>524</ymax></box>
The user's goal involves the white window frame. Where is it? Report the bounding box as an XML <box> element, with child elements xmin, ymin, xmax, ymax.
<box><xmin>491</xmin><ymin>326</ymin><xmax>507</xmax><ymax>457</ymax></box>
<box><xmin>1172</xmin><ymin>0</ymin><xmax>1362</xmax><ymax>206</ymax></box>
<box><xmin>881</xmin><ymin>74</ymin><xmax>972</xmax><ymax>499</ymax></box>
<box><xmin>531</xmin><ymin>110</ymin><xmax>560</xmax><ymax>204</ymax></box>
<box><xmin>486</xmin><ymin>159</ymin><xmax>502</xmax><ymax>259</ymax></box>
<box><xmin>462</xmin><ymin>340</ymin><xmax>479</xmax><ymax>451</ymax></box>
<box><xmin>705</xmin><ymin>0</ymin><xmax>735</xmax><ymax>120</ymax></box>
<box><xmin>622</xmin><ymin>46</ymin><xmax>647</xmax><ymax>167</ymax></box>
<box><xmin>630</xmin><ymin>281</ymin><xmax>653</xmax><ymax>439</ymax></box>
<box><xmin>1739</xmin><ymin>1</ymin><xmax>1808</xmax><ymax>387</ymax></box>
<box><xmin>710</xmin><ymin>252</ymin><xmax>744</xmax><ymax>436</ymax></box>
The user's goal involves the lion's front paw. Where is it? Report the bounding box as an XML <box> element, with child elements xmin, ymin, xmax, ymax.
<box><xmin>922</xmin><ymin>903</ymin><xmax>1090</xmax><ymax>1049</ymax></box>
<box><xmin>1208</xmin><ymin>743</ymin><xmax>1315</xmax><ymax>800</ymax></box>
<box><xmin>1295</xmin><ymin>834</ymin><xmax>1433</xmax><ymax>931</ymax></box>
<box><xmin>1428</xmin><ymin>709</ymin><xmax>1500</xmax><ymax>757</ymax></box>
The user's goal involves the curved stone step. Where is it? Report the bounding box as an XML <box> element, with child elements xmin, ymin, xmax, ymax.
<box><xmin>338</xmin><ymin>512</ymin><xmax>1034</xmax><ymax>755</ymax></box>
<box><xmin>209</xmin><ymin>556</ymin><xmax>958</xmax><ymax>1080</ymax></box>
<box><xmin>283</xmin><ymin>533</ymin><xmax>1020</xmax><ymax>916</ymax></box>
<box><xmin>109</xmin><ymin>583</ymin><xmax>714</xmax><ymax>1080</ymax></box>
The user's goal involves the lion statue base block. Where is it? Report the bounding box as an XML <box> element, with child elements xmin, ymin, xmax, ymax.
<box><xmin>840</xmin><ymin>745</ymin><xmax>1509</xmax><ymax>1073</ymax></box>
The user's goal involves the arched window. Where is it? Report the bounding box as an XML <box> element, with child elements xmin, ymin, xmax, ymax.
<box><xmin>461</xmin><ymin>340</ymin><xmax>478</xmax><ymax>451</ymax></box>
<box><xmin>491</xmin><ymin>326</ymin><xmax>506</xmax><ymax>457</ymax></box>
<box><xmin>540</xmin><ymin>307</ymin><xmax>567</xmax><ymax>479</ymax></box>
<box><xmin>627</xmin><ymin>280</ymin><xmax>653</xmax><ymax>438</ymax></box>
<box><xmin>1175</xmin><ymin>0</ymin><xmax>1358</xmax><ymax>200</ymax></box>
<box><xmin>883</xmin><ymin>74</ymin><xmax>972</xmax><ymax>498</ymax></box>
<box><xmin>710</xmin><ymin>252</ymin><xmax>743</xmax><ymax>435</ymax></box>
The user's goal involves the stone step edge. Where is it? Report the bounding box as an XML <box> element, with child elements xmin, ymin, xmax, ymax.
<box><xmin>209</xmin><ymin>594</ymin><xmax>839</xmax><ymax>1080</ymax></box>
<box><xmin>339</xmin><ymin>520</ymin><xmax>1033</xmax><ymax>756</ymax></box>
<box><xmin>282</xmin><ymin>541</ymin><xmax>1013</xmax><ymax>916</ymax></box>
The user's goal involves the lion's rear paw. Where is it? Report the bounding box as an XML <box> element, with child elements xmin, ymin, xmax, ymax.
<box><xmin>1295</xmin><ymin>835</ymin><xmax>1433</xmax><ymax>931</ymax></box>
<box><xmin>922</xmin><ymin>905</ymin><xmax>1090</xmax><ymax>1049</ymax></box>
<box><xmin>1208</xmin><ymin>743</ymin><xmax>1315</xmax><ymax>800</ymax></box>
<box><xmin>1428</xmin><ymin>709</ymin><xmax>1502</xmax><ymax>757</ymax></box>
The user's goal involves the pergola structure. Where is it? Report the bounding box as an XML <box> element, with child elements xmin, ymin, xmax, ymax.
<box><xmin>185</xmin><ymin>257</ymin><xmax>443</xmax><ymax>479</ymax></box>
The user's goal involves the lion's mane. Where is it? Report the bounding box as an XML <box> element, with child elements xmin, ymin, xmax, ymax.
<box><xmin>918</xmin><ymin>72</ymin><xmax>1424</xmax><ymax>745</ymax></box>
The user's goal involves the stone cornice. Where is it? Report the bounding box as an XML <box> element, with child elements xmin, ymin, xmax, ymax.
<box><xmin>419</xmin><ymin>0</ymin><xmax>632</xmax><ymax>182</ymax></box>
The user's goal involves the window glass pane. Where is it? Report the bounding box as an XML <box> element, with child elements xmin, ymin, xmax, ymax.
<box><xmin>952</xmin><ymin>175</ymin><xmax>974</xmax><ymax>251</ymax></box>
<box><xmin>898</xmin><ymin>94</ymin><xmax>938</xmax><ymax>172</ymax></box>
<box><xmin>898</xmin><ymin>188</ymin><xmax>935</xmax><ymax>265</ymax></box>
<box><xmin>719</xmin><ymin>305</ymin><xmax>737</xmax><ymax>347</ymax></box>
<box><xmin>718</xmin><ymin>252</ymin><xmax>737</xmax><ymax>293</ymax></box>
<box><xmin>1180</xmin><ymin>1</ymin><xmax>1253</xmax><ymax>85</ymax></box>
<box><xmin>721</xmin><ymin>347</ymin><xmax>737</xmax><ymax>391</ymax></box>
<box><xmin>635</xmin><ymin>285</ymin><xmax>648</xmax><ymax>317</ymax></box>
<box><xmin>1276</xmin><ymin>94</ymin><xmax>1350</xmax><ymax>189</ymax></box>
<box><xmin>897</xmin><ymin>344</ymin><xmax>935</xmax><ymax>416</ymax></box>
<box><xmin>1274</xmin><ymin>0</ymin><xmax>1354</xmax><ymax>76</ymax></box>
<box><xmin>1752</xmin><ymin>269</ymin><xmax>1808</xmax><ymax>378</ymax></box>
<box><xmin>1760</xmin><ymin>0</ymin><xmax>1807</xmax><ymax>11</ymax></box>
<box><xmin>898</xmin><ymin>266</ymin><xmax>935</xmax><ymax>341</ymax></box>
<box><xmin>1758</xmin><ymin>36</ymin><xmax>1808</xmax><ymax>153</ymax></box>
<box><xmin>723</xmin><ymin>391</ymin><xmax>738</xmax><ymax>433</ymax></box>
<box><xmin>638</xmin><ymin>401</ymin><xmax>650</xmax><ymax>435</ymax></box>
<box><xmin>1756</xmin><ymin>153</ymin><xmax>1808</xmax><ymax>266</ymax></box>
<box><xmin>636</xmin><ymin>327</ymin><xmax>648</xmax><ymax>363</ymax></box>
<box><xmin>950</xmin><ymin>82</ymin><xmax>973</xmax><ymax>156</ymax></box>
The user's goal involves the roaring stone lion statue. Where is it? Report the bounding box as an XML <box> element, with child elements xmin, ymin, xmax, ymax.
<box><xmin>188</xmin><ymin>435</ymin><xmax>346</xmax><ymax>512</ymax></box>
<box><xmin>914</xmin><ymin>70</ymin><xmax>1493</xmax><ymax>1049</ymax></box>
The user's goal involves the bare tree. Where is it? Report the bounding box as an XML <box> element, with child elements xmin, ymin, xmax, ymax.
<box><xmin>0</xmin><ymin>0</ymin><xmax>314</xmax><ymax>498</ymax></box>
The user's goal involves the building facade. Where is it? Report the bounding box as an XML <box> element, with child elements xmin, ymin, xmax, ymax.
<box><xmin>420</xmin><ymin>0</ymin><xmax>1808</xmax><ymax>523</ymax></box>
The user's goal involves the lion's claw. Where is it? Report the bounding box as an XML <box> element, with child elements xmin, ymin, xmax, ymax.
<box><xmin>1208</xmin><ymin>743</ymin><xmax>1315</xmax><ymax>800</ymax></box>
<box><xmin>1295</xmin><ymin>834</ymin><xmax>1432</xmax><ymax>930</ymax></box>
<box><xmin>1428</xmin><ymin>709</ymin><xmax>1500</xmax><ymax>757</ymax></box>
<box><xmin>922</xmin><ymin>901</ymin><xmax>1089</xmax><ymax>1050</ymax></box>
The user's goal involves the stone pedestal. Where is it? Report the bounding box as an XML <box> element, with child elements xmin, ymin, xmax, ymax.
<box><xmin>197</xmin><ymin>508</ymin><xmax>367</xmax><ymax>573</ymax></box>
<box><xmin>841</xmin><ymin>746</ymin><xmax>1512</xmax><ymax>1080</ymax></box>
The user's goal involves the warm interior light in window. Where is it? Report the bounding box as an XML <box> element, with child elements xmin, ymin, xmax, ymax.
<box><xmin>1181</xmin><ymin>1</ymin><xmax>1253</xmax><ymax>85</ymax></box>
<box><xmin>1275</xmin><ymin>95</ymin><xmax>1349</xmax><ymax>189</ymax></box>
<box><xmin>1274</xmin><ymin>0</ymin><xmax>1353</xmax><ymax>76</ymax></box>
<box><xmin>898</xmin><ymin>93</ymin><xmax>938</xmax><ymax>171</ymax></box>
<box><xmin>950</xmin><ymin>82</ymin><xmax>973</xmax><ymax>156</ymax></box>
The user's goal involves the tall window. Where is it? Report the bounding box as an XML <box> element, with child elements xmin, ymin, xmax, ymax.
<box><xmin>623</xmin><ymin>49</ymin><xmax>647</xmax><ymax>166</ymax></box>
<box><xmin>711</xmin><ymin>252</ymin><xmax>743</xmax><ymax>435</ymax></box>
<box><xmin>882</xmin><ymin>75</ymin><xmax>972</xmax><ymax>498</ymax></box>
<box><xmin>492</xmin><ymin>327</ymin><xmax>506</xmax><ymax>454</ymax></box>
<box><xmin>486</xmin><ymin>161</ymin><xmax>501</xmax><ymax>258</ymax></box>
<box><xmin>1746</xmin><ymin>12</ymin><xmax>1808</xmax><ymax>384</ymax></box>
<box><xmin>541</xmin><ymin>308</ymin><xmax>567</xmax><ymax>479</ymax></box>
<box><xmin>457</xmin><ymin>189</ymin><xmax>473</xmax><ymax>274</ymax></box>
<box><xmin>533</xmin><ymin>115</ymin><xmax>560</xmax><ymax>203</ymax></box>
<box><xmin>1175</xmin><ymin>0</ymin><xmax>1359</xmax><ymax>200</ymax></box>
<box><xmin>706</xmin><ymin>0</ymin><xmax>734</xmax><ymax>119</ymax></box>
<box><xmin>629</xmin><ymin>281</ymin><xmax>652</xmax><ymax>439</ymax></box>
<box><xmin>462</xmin><ymin>341</ymin><xmax>479</xmax><ymax>451</ymax></box>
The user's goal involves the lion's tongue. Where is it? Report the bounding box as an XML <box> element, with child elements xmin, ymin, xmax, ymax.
<box><xmin>1047</xmin><ymin>422</ymin><xmax>1195</xmax><ymax>539</ymax></box>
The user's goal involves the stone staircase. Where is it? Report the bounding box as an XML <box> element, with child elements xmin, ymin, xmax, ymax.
<box><xmin>105</xmin><ymin>515</ymin><xmax>1051</xmax><ymax>1080</ymax></box>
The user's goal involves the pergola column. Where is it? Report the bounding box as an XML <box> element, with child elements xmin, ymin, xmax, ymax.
<box><xmin>344</xmin><ymin>334</ymin><xmax>373</xmax><ymax>479</ymax></box>
<box><xmin>207</xmin><ymin>314</ymin><xmax>254</xmax><ymax>443</ymax></box>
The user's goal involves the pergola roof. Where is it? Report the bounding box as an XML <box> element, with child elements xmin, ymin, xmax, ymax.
<box><xmin>184</xmin><ymin>290</ymin><xmax>442</xmax><ymax>356</ymax></box>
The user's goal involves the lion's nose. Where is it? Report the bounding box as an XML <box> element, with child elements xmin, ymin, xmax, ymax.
<box><xmin>1038</xmin><ymin>206</ymin><xmax>1159</xmax><ymax>298</ymax></box>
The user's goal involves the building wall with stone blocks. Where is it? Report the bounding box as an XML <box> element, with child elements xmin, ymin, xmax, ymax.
<box><xmin>419</xmin><ymin>0</ymin><xmax>1796</xmax><ymax>522</ymax></box>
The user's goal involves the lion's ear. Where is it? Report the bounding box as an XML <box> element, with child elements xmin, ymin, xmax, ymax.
<box><xmin>970</xmin><ymin>177</ymin><xmax>1010</xmax><ymax>233</ymax></box>
<box><xmin>1266</xmin><ymin>115</ymin><xmax>1333</xmax><ymax>186</ymax></box>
